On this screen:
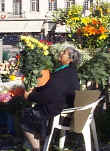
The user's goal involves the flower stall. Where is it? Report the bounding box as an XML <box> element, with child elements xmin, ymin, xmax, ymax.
<box><xmin>67</xmin><ymin>16</ymin><xmax>109</xmax><ymax>55</ymax></box>
<box><xmin>52</xmin><ymin>4</ymin><xmax>110</xmax><ymax>53</ymax></box>
<box><xmin>0</xmin><ymin>36</ymin><xmax>57</xmax><ymax>104</ymax></box>
<box><xmin>51</xmin><ymin>3</ymin><xmax>110</xmax><ymax>90</ymax></box>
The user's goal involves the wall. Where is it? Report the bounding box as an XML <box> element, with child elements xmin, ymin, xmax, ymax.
<box><xmin>5</xmin><ymin>0</ymin><xmax>13</xmax><ymax>13</ymax></box>
<box><xmin>57</xmin><ymin>0</ymin><xmax>65</xmax><ymax>9</ymax></box>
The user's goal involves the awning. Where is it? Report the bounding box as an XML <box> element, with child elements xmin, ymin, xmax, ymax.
<box><xmin>0</xmin><ymin>20</ymin><xmax>44</xmax><ymax>33</ymax></box>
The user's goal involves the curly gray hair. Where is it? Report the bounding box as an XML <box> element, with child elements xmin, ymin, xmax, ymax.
<box><xmin>64</xmin><ymin>47</ymin><xmax>81</xmax><ymax>65</ymax></box>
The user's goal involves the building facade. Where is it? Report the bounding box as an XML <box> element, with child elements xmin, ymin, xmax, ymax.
<box><xmin>0</xmin><ymin>0</ymin><xmax>108</xmax><ymax>33</ymax></box>
<box><xmin>0</xmin><ymin>0</ymin><xmax>108</xmax><ymax>38</ymax></box>
<box><xmin>0</xmin><ymin>0</ymin><xmax>108</xmax><ymax>61</ymax></box>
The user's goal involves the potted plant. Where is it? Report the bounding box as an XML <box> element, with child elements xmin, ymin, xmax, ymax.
<box><xmin>17</xmin><ymin>35</ymin><xmax>54</xmax><ymax>91</ymax></box>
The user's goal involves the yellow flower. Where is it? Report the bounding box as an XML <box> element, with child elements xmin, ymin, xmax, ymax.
<box><xmin>17</xmin><ymin>60</ymin><xmax>20</xmax><ymax>65</ymax></box>
<box><xmin>98</xmin><ymin>34</ymin><xmax>108</xmax><ymax>40</ymax></box>
<box><xmin>30</xmin><ymin>44</ymin><xmax>35</xmax><ymax>50</ymax></box>
<box><xmin>81</xmin><ymin>17</ymin><xmax>91</xmax><ymax>25</ymax></box>
<box><xmin>72</xmin><ymin>17</ymin><xmax>80</xmax><ymax>22</ymax></box>
<box><xmin>43</xmin><ymin>50</ymin><xmax>49</xmax><ymax>56</ymax></box>
<box><xmin>37</xmin><ymin>42</ymin><xmax>44</xmax><ymax>48</ymax></box>
<box><xmin>27</xmin><ymin>42</ymin><xmax>32</xmax><ymax>48</ymax></box>
<box><xmin>31</xmin><ymin>38</ymin><xmax>38</xmax><ymax>43</ymax></box>
<box><xmin>25</xmin><ymin>39</ymin><xmax>30</xmax><ymax>44</ymax></box>
<box><xmin>107</xmin><ymin>8</ymin><xmax>110</xmax><ymax>13</ymax></box>
<box><xmin>20</xmin><ymin>35</ymin><xmax>26</xmax><ymax>40</ymax></box>
<box><xmin>43</xmin><ymin>45</ymin><xmax>48</xmax><ymax>51</ymax></box>
<box><xmin>9</xmin><ymin>75</ymin><xmax>16</xmax><ymax>81</ymax></box>
<box><xmin>68</xmin><ymin>10</ymin><xmax>72</xmax><ymax>16</ymax></box>
<box><xmin>25</xmin><ymin>37</ymin><xmax>30</xmax><ymax>42</ymax></box>
<box><xmin>83</xmin><ymin>33</ymin><xmax>89</xmax><ymax>37</ymax></box>
<box><xmin>34</xmin><ymin>39</ymin><xmax>39</xmax><ymax>44</ymax></box>
<box><xmin>99</xmin><ymin>8</ymin><xmax>103</xmax><ymax>17</ymax></box>
<box><xmin>29</xmin><ymin>36</ymin><xmax>34</xmax><ymax>41</ymax></box>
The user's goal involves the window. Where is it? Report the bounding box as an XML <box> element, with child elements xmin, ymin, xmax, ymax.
<box><xmin>65</xmin><ymin>0</ymin><xmax>75</xmax><ymax>9</ymax></box>
<box><xmin>31</xmin><ymin>0</ymin><xmax>39</xmax><ymax>11</ymax></box>
<box><xmin>0</xmin><ymin>0</ymin><xmax>5</xmax><ymax>12</ymax></box>
<box><xmin>83</xmin><ymin>0</ymin><xmax>90</xmax><ymax>10</ymax></box>
<box><xmin>90</xmin><ymin>0</ymin><xmax>93</xmax><ymax>7</ymax></box>
<box><xmin>13</xmin><ymin>0</ymin><xmax>22</xmax><ymax>15</ymax></box>
<box><xmin>48</xmin><ymin>0</ymin><xmax>57</xmax><ymax>11</ymax></box>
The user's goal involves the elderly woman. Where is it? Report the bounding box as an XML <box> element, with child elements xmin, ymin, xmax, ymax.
<box><xmin>21</xmin><ymin>47</ymin><xmax>81</xmax><ymax>151</ymax></box>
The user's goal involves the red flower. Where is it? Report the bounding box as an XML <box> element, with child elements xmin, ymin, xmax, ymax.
<box><xmin>16</xmin><ymin>54</ymin><xmax>20</xmax><ymax>60</ymax></box>
<box><xmin>39</xmin><ymin>40</ymin><xmax>53</xmax><ymax>45</ymax></box>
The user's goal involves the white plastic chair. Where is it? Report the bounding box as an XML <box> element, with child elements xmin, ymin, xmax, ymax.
<box><xmin>43</xmin><ymin>90</ymin><xmax>105</xmax><ymax>151</ymax></box>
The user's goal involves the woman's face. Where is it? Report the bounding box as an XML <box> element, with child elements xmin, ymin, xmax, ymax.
<box><xmin>59</xmin><ymin>50</ymin><xmax>72</xmax><ymax>65</ymax></box>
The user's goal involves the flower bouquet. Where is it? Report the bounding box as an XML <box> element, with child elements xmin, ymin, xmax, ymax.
<box><xmin>52</xmin><ymin>4</ymin><xmax>110</xmax><ymax>55</ymax></box>
<box><xmin>17</xmin><ymin>36</ymin><xmax>54</xmax><ymax>91</ymax></box>
<box><xmin>71</xmin><ymin>17</ymin><xmax>108</xmax><ymax>53</ymax></box>
<box><xmin>0</xmin><ymin>60</ymin><xmax>18</xmax><ymax>82</ymax></box>
<box><xmin>0</xmin><ymin>92</ymin><xmax>12</xmax><ymax>103</ymax></box>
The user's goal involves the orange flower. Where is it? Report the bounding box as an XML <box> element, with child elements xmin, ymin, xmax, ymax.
<box><xmin>92</xmin><ymin>19</ymin><xmax>98</xmax><ymax>25</ymax></box>
<box><xmin>95</xmin><ymin>29</ymin><xmax>101</xmax><ymax>34</ymax></box>
<box><xmin>99</xmin><ymin>26</ymin><xmax>107</xmax><ymax>34</ymax></box>
<box><xmin>83</xmin><ymin>25</ymin><xmax>97</xmax><ymax>35</ymax></box>
<box><xmin>83</xmin><ymin>25</ymin><xmax>91</xmax><ymax>33</ymax></box>
<box><xmin>16</xmin><ymin>54</ymin><xmax>20</xmax><ymax>60</ymax></box>
<box><xmin>88</xmin><ymin>26</ymin><xmax>97</xmax><ymax>35</ymax></box>
<box><xmin>92</xmin><ymin>18</ymin><xmax>101</xmax><ymax>25</ymax></box>
<box><xmin>21</xmin><ymin>75</ymin><xmax>25</xmax><ymax>81</ymax></box>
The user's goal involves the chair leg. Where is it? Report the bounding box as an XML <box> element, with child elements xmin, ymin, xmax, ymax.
<box><xmin>82</xmin><ymin>125</ymin><xmax>92</xmax><ymax>151</ymax></box>
<box><xmin>43</xmin><ymin>126</ymin><xmax>55</xmax><ymax>151</ymax></box>
<box><xmin>91</xmin><ymin>118</ymin><xmax>99</xmax><ymax>151</ymax></box>
<box><xmin>59</xmin><ymin>130</ymin><xmax>66</xmax><ymax>150</ymax></box>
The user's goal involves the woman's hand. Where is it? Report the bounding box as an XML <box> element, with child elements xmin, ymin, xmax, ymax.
<box><xmin>24</xmin><ymin>88</ymin><xmax>33</xmax><ymax>99</ymax></box>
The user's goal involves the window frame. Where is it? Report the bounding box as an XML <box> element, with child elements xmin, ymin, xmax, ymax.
<box><xmin>64</xmin><ymin>0</ymin><xmax>75</xmax><ymax>9</ymax></box>
<box><xmin>48</xmin><ymin>0</ymin><xmax>57</xmax><ymax>11</ymax></box>
<box><xmin>13</xmin><ymin>0</ymin><xmax>22</xmax><ymax>16</ymax></box>
<box><xmin>31</xmin><ymin>0</ymin><xmax>39</xmax><ymax>12</ymax></box>
<box><xmin>0</xmin><ymin>0</ymin><xmax>5</xmax><ymax>12</ymax></box>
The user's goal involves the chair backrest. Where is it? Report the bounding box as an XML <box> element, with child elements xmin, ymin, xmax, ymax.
<box><xmin>74</xmin><ymin>90</ymin><xmax>101</xmax><ymax>107</ymax></box>
<box><xmin>70</xmin><ymin>90</ymin><xmax>101</xmax><ymax>133</ymax></box>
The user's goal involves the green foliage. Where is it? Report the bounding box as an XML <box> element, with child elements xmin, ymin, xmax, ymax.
<box><xmin>3</xmin><ymin>50</ymin><xmax>11</xmax><ymax>61</ymax></box>
<box><xmin>49</xmin><ymin>41</ymin><xmax>92</xmax><ymax>68</ymax></box>
<box><xmin>19</xmin><ymin>50</ymin><xmax>53</xmax><ymax>90</ymax></box>
<box><xmin>52</xmin><ymin>3</ymin><xmax>110</xmax><ymax>54</ymax></box>
<box><xmin>52</xmin><ymin>8</ymin><xmax>68</xmax><ymax>25</ymax></box>
<box><xmin>18</xmin><ymin>36</ymin><xmax>54</xmax><ymax>91</ymax></box>
<box><xmin>93</xmin><ymin>2</ymin><xmax>110</xmax><ymax>16</ymax></box>
<box><xmin>95</xmin><ymin>108</ymin><xmax>110</xmax><ymax>143</ymax></box>
<box><xmin>52</xmin><ymin>4</ymin><xmax>83</xmax><ymax>26</ymax></box>
<box><xmin>78</xmin><ymin>50</ymin><xmax>110</xmax><ymax>88</ymax></box>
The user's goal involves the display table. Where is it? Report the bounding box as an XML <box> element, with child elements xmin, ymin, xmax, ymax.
<box><xmin>0</xmin><ymin>79</ymin><xmax>26</xmax><ymax>138</ymax></box>
<box><xmin>0</xmin><ymin>78</ymin><xmax>25</xmax><ymax>101</ymax></box>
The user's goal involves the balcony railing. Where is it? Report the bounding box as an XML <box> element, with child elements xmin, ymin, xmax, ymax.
<box><xmin>0</xmin><ymin>11</ymin><xmax>25</xmax><ymax>20</ymax></box>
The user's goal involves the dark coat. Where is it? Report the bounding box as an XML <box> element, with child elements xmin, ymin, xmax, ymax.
<box><xmin>28</xmin><ymin>63</ymin><xmax>80</xmax><ymax>117</ymax></box>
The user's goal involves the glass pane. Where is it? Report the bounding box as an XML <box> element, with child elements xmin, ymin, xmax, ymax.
<box><xmin>48</xmin><ymin>0</ymin><xmax>57</xmax><ymax>11</ymax></box>
<box><xmin>65</xmin><ymin>0</ymin><xmax>75</xmax><ymax>9</ymax></box>
<box><xmin>13</xmin><ymin>0</ymin><xmax>21</xmax><ymax>15</ymax></box>
<box><xmin>0</xmin><ymin>0</ymin><xmax>5</xmax><ymax>12</ymax></box>
<box><xmin>31</xmin><ymin>0</ymin><xmax>39</xmax><ymax>11</ymax></box>
<box><xmin>1</xmin><ymin>3</ymin><xmax>5</xmax><ymax>11</ymax></box>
